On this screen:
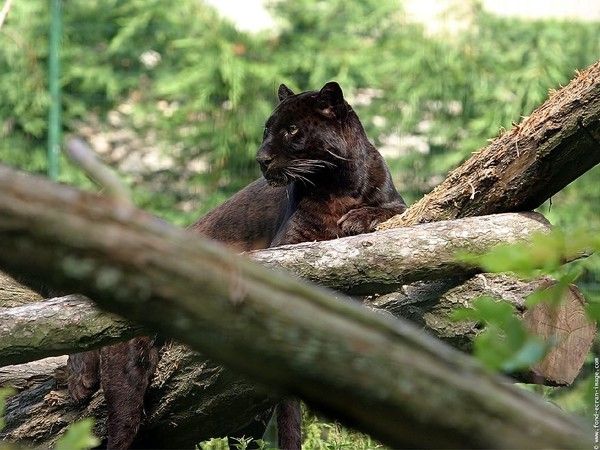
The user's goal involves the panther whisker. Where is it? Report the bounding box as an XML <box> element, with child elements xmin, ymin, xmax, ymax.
<box><xmin>284</xmin><ymin>167</ymin><xmax>315</xmax><ymax>187</ymax></box>
<box><xmin>291</xmin><ymin>159</ymin><xmax>336</xmax><ymax>171</ymax></box>
<box><xmin>294</xmin><ymin>174</ymin><xmax>316</xmax><ymax>187</ymax></box>
<box><xmin>324</xmin><ymin>149</ymin><xmax>350</xmax><ymax>161</ymax></box>
<box><xmin>287</xmin><ymin>164</ymin><xmax>316</xmax><ymax>174</ymax></box>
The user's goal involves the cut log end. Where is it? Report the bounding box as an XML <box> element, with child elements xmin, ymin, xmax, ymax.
<box><xmin>526</xmin><ymin>285</ymin><xmax>596</xmax><ymax>385</ymax></box>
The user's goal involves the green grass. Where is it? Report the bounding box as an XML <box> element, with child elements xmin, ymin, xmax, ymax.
<box><xmin>198</xmin><ymin>406</ymin><xmax>386</xmax><ymax>450</ymax></box>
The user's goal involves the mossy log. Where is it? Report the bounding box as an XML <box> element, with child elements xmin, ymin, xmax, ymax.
<box><xmin>0</xmin><ymin>165</ymin><xmax>590</xmax><ymax>449</ymax></box>
<box><xmin>369</xmin><ymin>273</ymin><xmax>594</xmax><ymax>385</ymax></box>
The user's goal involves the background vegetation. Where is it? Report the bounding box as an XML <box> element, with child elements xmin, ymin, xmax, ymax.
<box><xmin>0</xmin><ymin>0</ymin><xmax>598</xmax><ymax>448</ymax></box>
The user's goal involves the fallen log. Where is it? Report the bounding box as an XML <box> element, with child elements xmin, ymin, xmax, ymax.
<box><xmin>0</xmin><ymin>165</ymin><xmax>589</xmax><ymax>449</ymax></box>
<box><xmin>380</xmin><ymin>60</ymin><xmax>600</xmax><ymax>229</ymax></box>
<box><xmin>0</xmin><ymin>274</ymin><xmax>591</xmax><ymax>447</ymax></box>
<box><xmin>250</xmin><ymin>212</ymin><xmax>550</xmax><ymax>295</ymax></box>
<box><xmin>0</xmin><ymin>295</ymin><xmax>139</xmax><ymax>366</ymax></box>
<box><xmin>0</xmin><ymin>271</ymin><xmax>591</xmax><ymax>382</ymax></box>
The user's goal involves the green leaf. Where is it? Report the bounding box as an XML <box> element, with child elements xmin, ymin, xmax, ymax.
<box><xmin>0</xmin><ymin>387</ymin><xmax>15</xmax><ymax>431</ymax></box>
<box><xmin>585</xmin><ymin>302</ymin><xmax>600</xmax><ymax>322</ymax></box>
<box><xmin>501</xmin><ymin>338</ymin><xmax>548</xmax><ymax>372</ymax></box>
<box><xmin>55</xmin><ymin>418</ymin><xmax>100</xmax><ymax>450</ymax></box>
<box><xmin>452</xmin><ymin>296</ymin><xmax>548</xmax><ymax>372</ymax></box>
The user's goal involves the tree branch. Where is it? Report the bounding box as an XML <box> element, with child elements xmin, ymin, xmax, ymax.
<box><xmin>0</xmin><ymin>273</ymin><xmax>592</xmax><ymax>448</ymax></box>
<box><xmin>380</xmin><ymin>60</ymin><xmax>600</xmax><ymax>229</ymax></box>
<box><xmin>0</xmin><ymin>295</ymin><xmax>140</xmax><ymax>366</ymax></box>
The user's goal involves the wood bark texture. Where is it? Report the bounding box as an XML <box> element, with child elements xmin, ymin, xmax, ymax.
<box><xmin>0</xmin><ymin>165</ymin><xmax>590</xmax><ymax>449</ymax></box>
<box><xmin>251</xmin><ymin>212</ymin><xmax>550</xmax><ymax>295</ymax></box>
<box><xmin>0</xmin><ymin>295</ymin><xmax>139</xmax><ymax>366</ymax></box>
<box><xmin>0</xmin><ymin>212</ymin><xmax>591</xmax><ymax>384</ymax></box>
<box><xmin>0</xmin><ymin>272</ymin><xmax>42</xmax><ymax>307</ymax></box>
<box><xmin>380</xmin><ymin>60</ymin><xmax>600</xmax><ymax>229</ymax></box>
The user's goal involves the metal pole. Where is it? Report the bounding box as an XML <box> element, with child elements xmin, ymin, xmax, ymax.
<box><xmin>47</xmin><ymin>0</ymin><xmax>62</xmax><ymax>180</ymax></box>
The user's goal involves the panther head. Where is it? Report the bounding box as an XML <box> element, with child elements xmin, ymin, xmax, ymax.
<box><xmin>256</xmin><ymin>81</ymin><xmax>354</xmax><ymax>187</ymax></box>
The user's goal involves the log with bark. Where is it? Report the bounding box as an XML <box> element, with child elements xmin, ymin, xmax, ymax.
<box><xmin>369</xmin><ymin>273</ymin><xmax>594</xmax><ymax>385</ymax></box>
<box><xmin>380</xmin><ymin>59</ymin><xmax>600</xmax><ymax>229</ymax></box>
<box><xmin>0</xmin><ymin>211</ymin><xmax>555</xmax><ymax>367</ymax></box>
<box><xmin>0</xmin><ymin>295</ymin><xmax>139</xmax><ymax>366</ymax></box>
<box><xmin>0</xmin><ymin>164</ymin><xmax>591</xmax><ymax>449</ymax></box>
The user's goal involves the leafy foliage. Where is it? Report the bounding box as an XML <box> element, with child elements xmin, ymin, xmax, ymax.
<box><xmin>452</xmin><ymin>296</ymin><xmax>548</xmax><ymax>371</ymax></box>
<box><xmin>1</xmin><ymin>1</ymin><xmax>599</xmax><ymax>213</ymax></box>
<box><xmin>454</xmin><ymin>227</ymin><xmax>600</xmax><ymax>376</ymax></box>
<box><xmin>0</xmin><ymin>387</ymin><xmax>15</xmax><ymax>433</ymax></box>
<box><xmin>54</xmin><ymin>418</ymin><xmax>100</xmax><ymax>450</ymax></box>
<box><xmin>198</xmin><ymin>405</ymin><xmax>385</xmax><ymax>450</ymax></box>
<box><xmin>458</xmin><ymin>228</ymin><xmax>600</xmax><ymax>315</ymax></box>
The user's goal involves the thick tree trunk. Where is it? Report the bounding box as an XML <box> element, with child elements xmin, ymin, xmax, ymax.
<box><xmin>0</xmin><ymin>274</ymin><xmax>591</xmax><ymax>448</ymax></box>
<box><xmin>0</xmin><ymin>165</ymin><xmax>590</xmax><ymax>449</ymax></box>
<box><xmin>380</xmin><ymin>60</ymin><xmax>600</xmax><ymax>229</ymax></box>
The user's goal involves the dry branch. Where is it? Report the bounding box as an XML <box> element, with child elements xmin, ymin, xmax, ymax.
<box><xmin>66</xmin><ymin>138</ymin><xmax>132</xmax><ymax>204</ymax></box>
<box><xmin>251</xmin><ymin>212</ymin><xmax>549</xmax><ymax>295</ymax></box>
<box><xmin>380</xmin><ymin>60</ymin><xmax>600</xmax><ymax>229</ymax></box>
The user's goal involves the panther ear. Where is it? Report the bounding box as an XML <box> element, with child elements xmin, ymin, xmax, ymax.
<box><xmin>278</xmin><ymin>84</ymin><xmax>295</xmax><ymax>101</ymax></box>
<box><xmin>316</xmin><ymin>81</ymin><xmax>346</xmax><ymax>119</ymax></box>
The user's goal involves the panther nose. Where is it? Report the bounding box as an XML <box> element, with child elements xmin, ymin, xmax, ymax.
<box><xmin>256</xmin><ymin>155</ymin><xmax>273</xmax><ymax>171</ymax></box>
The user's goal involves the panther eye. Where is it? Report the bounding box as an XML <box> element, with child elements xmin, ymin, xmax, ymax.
<box><xmin>263</xmin><ymin>127</ymin><xmax>268</xmax><ymax>139</ymax></box>
<box><xmin>288</xmin><ymin>124</ymin><xmax>298</xmax><ymax>136</ymax></box>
